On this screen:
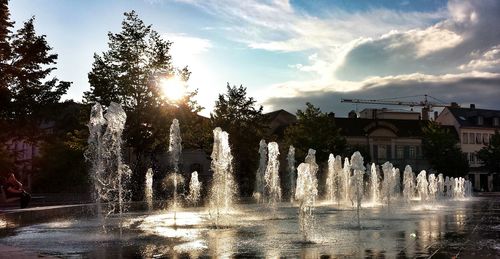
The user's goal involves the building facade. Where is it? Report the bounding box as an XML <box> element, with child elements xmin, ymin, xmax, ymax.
<box><xmin>436</xmin><ymin>104</ymin><xmax>500</xmax><ymax>191</ymax></box>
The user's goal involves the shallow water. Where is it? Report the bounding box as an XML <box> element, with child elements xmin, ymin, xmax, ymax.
<box><xmin>1</xmin><ymin>197</ymin><xmax>499</xmax><ymax>258</ymax></box>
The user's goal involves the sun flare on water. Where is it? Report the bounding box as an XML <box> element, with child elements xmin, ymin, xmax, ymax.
<box><xmin>160</xmin><ymin>77</ymin><xmax>187</xmax><ymax>102</ymax></box>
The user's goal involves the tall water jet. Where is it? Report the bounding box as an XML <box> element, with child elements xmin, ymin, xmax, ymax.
<box><xmin>86</xmin><ymin>102</ymin><xmax>133</xmax><ymax>217</ymax></box>
<box><xmin>349</xmin><ymin>152</ymin><xmax>365</xmax><ymax>228</ymax></box>
<box><xmin>437</xmin><ymin>174</ymin><xmax>445</xmax><ymax>199</ymax></box>
<box><xmin>209</xmin><ymin>127</ymin><xmax>237</xmax><ymax>226</ymax></box>
<box><xmin>167</xmin><ymin>119</ymin><xmax>184</xmax><ymax>215</ymax></box>
<box><xmin>287</xmin><ymin>146</ymin><xmax>296</xmax><ymax>202</ymax></box>
<box><xmin>428</xmin><ymin>174</ymin><xmax>437</xmax><ymax>201</ymax></box>
<box><xmin>392</xmin><ymin>168</ymin><xmax>401</xmax><ymax>199</ymax></box>
<box><xmin>86</xmin><ymin>103</ymin><xmax>106</xmax><ymax>217</ymax></box>
<box><xmin>187</xmin><ymin>171</ymin><xmax>202</xmax><ymax>206</ymax></box>
<box><xmin>265</xmin><ymin>142</ymin><xmax>281</xmax><ymax>207</ymax></box>
<box><xmin>445</xmin><ymin>176</ymin><xmax>452</xmax><ymax>198</ymax></box>
<box><xmin>416</xmin><ymin>170</ymin><xmax>429</xmax><ymax>201</ymax></box>
<box><xmin>381</xmin><ymin>162</ymin><xmax>395</xmax><ymax>208</ymax></box>
<box><xmin>253</xmin><ymin>140</ymin><xmax>267</xmax><ymax>202</ymax></box>
<box><xmin>295</xmin><ymin>162</ymin><xmax>318</xmax><ymax>242</ymax></box>
<box><xmin>325</xmin><ymin>154</ymin><xmax>339</xmax><ymax>203</ymax></box>
<box><xmin>342</xmin><ymin>157</ymin><xmax>351</xmax><ymax>204</ymax></box>
<box><xmin>370</xmin><ymin>163</ymin><xmax>380</xmax><ymax>204</ymax></box>
<box><xmin>402</xmin><ymin>165</ymin><xmax>415</xmax><ymax>203</ymax></box>
<box><xmin>145</xmin><ymin>168</ymin><xmax>154</xmax><ymax>211</ymax></box>
<box><xmin>450</xmin><ymin>177</ymin><xmax>456</xmax><ymax>198</ymax></box>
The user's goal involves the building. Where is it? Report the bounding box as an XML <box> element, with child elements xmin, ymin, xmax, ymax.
<box><xmin>358</xmin><ymin>108</ymin><xmax>421</xmax><ymax>120</ymax></box>
<box><xmin>334</xmin><ymin>117</ymin><xmax>436</xmax><ymax>172</ymax></box>
<box><xmin>436</xmin><ymin>104</ymin><xmax>500</xmax><ymax>191</ymax></box>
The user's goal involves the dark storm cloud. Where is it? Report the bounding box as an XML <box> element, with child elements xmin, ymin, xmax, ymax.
<box><xmin>335</xmin><ymin>0</ymin><xmax>500</xmax><ymax>81</ymax></box>
<box><xmin>264</xmin><ymin>75</ymin><xmax>500</xmax><ymax>117</ymax></box>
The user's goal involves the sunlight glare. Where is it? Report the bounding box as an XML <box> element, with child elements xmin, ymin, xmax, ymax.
<box><xmin>160</xmin><ymin>77</ymin><xmax>187</xmax><ymax>102</ymax></box>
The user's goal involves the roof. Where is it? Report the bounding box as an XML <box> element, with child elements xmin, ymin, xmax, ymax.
<box><xmin>334</xmin><ymin>118</ymin><xmax>458</xmax><ymax>139</ymax></box>
<box><xmin>448</xmin><ymin>107</ymin><xmax>500</xmax><ymax>128</ymax></box>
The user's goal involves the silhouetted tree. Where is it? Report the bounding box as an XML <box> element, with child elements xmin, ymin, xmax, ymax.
<box><xmin>477</xmin><ymin>131</ymin><xmax>500</xmax><ymax>174</ymax></box>
<box><xmin>211</xmin><ymin>84</ymin><xmax>266</xmax><ymax>196</ymax></box>
<box><xmin>422</xmin><ymin>121</ymin><xmax>469</xmax><ymax>177</ymax></box>
<box><xmin>84</xmin><ymin>11</ymin><xmax>208</xmax><ymax>199</ymax></box>
<box><xmin>284</xmin><ymin>102</ymin><xmax>346</xmax><ymax>163</ymax></box>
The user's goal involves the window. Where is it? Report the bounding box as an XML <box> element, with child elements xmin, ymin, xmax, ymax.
<box><xmin>483</xmin><ymin>133</ymin><xmax>489</xmax><ymax>144</ymax></box>
<box><xmin>409</xmin><ymin>146</ymin><xmax>416</xmax><ymax>159</ymax></box>
<box><xmin>476</xmin><ymin>133</ymin><xmax>482</xmax><ymax>144</ymax></box>
<box><xmin>494</xmin><ymin>117</ymin><xmax>499</xmax><ymax>127</ymax></box>
<box><xmin>477</xmin><ymin>116</ymin><xmax>484</xmax><ymax>125</ymax></box>
<box><xmin>462</xmin><ymin>133</ymin><xmax>468</xmax><ymax>144</ymax></box>
<box><xmin>378</xmin><ymin>145</ymin><xmax>387</xmax><ymax>160</ymax></box>
<box><xmin>469</xmin><ymin>133</ymin><xmax>475</xmax><ymax>144</ymax></box>
<box><xmin>396</xmin><ymin>146</ymin><xmax>404</xmax><ymax>159</ymax></box>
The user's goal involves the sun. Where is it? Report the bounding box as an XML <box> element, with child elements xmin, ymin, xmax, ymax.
<box><xmin>159</xmin><ymin>76</ymin><xmax>187</xmax><ymax>102</ymax></box>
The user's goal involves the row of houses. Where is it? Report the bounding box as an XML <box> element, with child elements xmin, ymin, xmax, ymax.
<box><xmin>4</xmin><ymin>102</ymin><xmax>500</xmax><ymax>193</ymax></box>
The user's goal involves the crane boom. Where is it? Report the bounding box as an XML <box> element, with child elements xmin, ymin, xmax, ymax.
<box><xmin>340</xmin><ymin>95</ymin><xmax>450</xmax><ymax>120</ymax></box>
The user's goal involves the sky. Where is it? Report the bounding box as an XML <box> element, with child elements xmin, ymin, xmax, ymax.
<box><xmin>9</xmin><ymin>0</ymin><xmax>500</xmax><ymax>117</ymax></box>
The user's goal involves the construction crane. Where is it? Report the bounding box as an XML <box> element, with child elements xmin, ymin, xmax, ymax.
<box><xmin>341</xmin><ymin>94</ymin><xmax>451</xmax><ymax>120</ymax></box>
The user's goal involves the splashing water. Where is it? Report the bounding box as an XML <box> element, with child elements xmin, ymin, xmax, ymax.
<box><xmin>167</xmin><ymin>119</ymin><xmax>184</xmax><ymax>214</ymax></box>
<box><xmin>265</xmin><ymin>142</ymin><xmax>281</xmax><ymax>207</ymax></box>
<box><xmin>349</xmin><ymin>152</ymin><xmax>365</xmax><ymax>228</ymax></box>
<box><xmin>402</xmin><ymin>165</ymin><xmax>415</xmax><ymax>203</ymax></box>
<box><xmin>253</xmin><ymin>140</ymin><xmax>267</xmax><ymax>202</ymax></box>
<box><xmin>325</xmin><ymin>154</ymin><xmax>338</xmax><ymax>203</ymax></box>
<box><xmin>86</xmin><ymin>102</ymin><xmax>131</xmax><ymax>217</ymax></box>
<box><xmin>342</xmin><ymin>157</ymin><xmax>351</xmax><ymax>204</ymax></box>
<box><xmin>428</xmin><ymin>174</ymin><xmax>437</xmax><ymax>201</ymax></box>
<box><xmin>187</xmin><ymin>171</ymin><xmax>202</xmax><ymax>206</ymax></box>
<box><xmin>416</xmin><ymin>170</ymin><xmax>429</xmax><ymax>201</ymax></box>
<box><xmin>437</xmin><ymin>173</ymin><xmax>445</xmax><ymax>199</ymax></box>
<box><xmin>209</xmin><ymin>127</ymin><xmax>237</xmax><ymax>227</ymax></box>
<box><xmin>370</xmin><ymin>163</ymin><xmax>380</xmax><ymax>204</ymax></box>
<box><xmin>145</xmin><ymin>168</ymin><xmax>154</xmax><ymax>211</ymax></box>
<box><xmin>381</xmin><ymin>162</ymin><xmax>395</xmax><ymax>208</ymax></box>
<box><xmin>295</xmin><ymin>162</ymin><xmax>318</xmax><ymax>242</ymax></box>
<box><xmin>287</xmin><ymin>145</ymin><xmax>296</xmax><ymax>202</ymax></box>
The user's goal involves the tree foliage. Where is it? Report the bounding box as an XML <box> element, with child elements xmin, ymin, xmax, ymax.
<box><xmin>284</xmin><ymin>102</ymin><xmax>346</xmax><ymax>163</ymax></box>
<box><xmin>477</xmin><ymin>131</ymin><xmax>500</xmax><ymax>173</ymax></box>
<box><xmin>421</xmin><ymin>121</ymin><xmax>469</xmax><ymax>177</ymax></box>
<box><xmin>211</xmin><ymin>84</ymin><xmax>265</xmax><ymax>196</ymax></box>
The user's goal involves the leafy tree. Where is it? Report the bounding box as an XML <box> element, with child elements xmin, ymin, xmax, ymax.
<box><xmin>284</xmin><ymin>102</ymin><xmax>346</xmax><ymax>163</ymax></box>
<box><xmin>421</xmin><ymin>121</ymin><xmax>469</xmax><ymax>177</ymax></box>
<box><xmin>84</xmin><ymin>11</ymin><xmax>208</xmax><ymax>199</ymax></box>
<box><xmin>211</xmin><ymin>84</ymin><xmax>266</xmax><ymax>196</ymax></box>
<box><xmin>477</xmin><ymin>131</ymin><xmax>500</xmax><ymax>173</ymax></box>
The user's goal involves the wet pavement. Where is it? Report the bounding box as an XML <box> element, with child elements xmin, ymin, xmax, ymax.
<box><xmin>0</xmin><ymin>197</ymin><xmax>499</xmax><ymax>258</ymax></box>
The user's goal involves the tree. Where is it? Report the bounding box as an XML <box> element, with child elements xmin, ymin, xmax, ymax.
<box><xmin>477</xmin><ymin>131</ymin><xmax>500</xmax><ymax>173</ymax></box>
<box><xmin>211</xmin><ymin>84</ymin><xmax>266</xmax><ymax>196</ymax></box>
<box><xmin>0</xmin><ymin>13</ymin><xmax>70</xmax><ymax>141</ymax></box>
<box><xmin>421</xmin><ymin>121</ymin><xmax>469</xmax><ymax>177</ymax></box>
<box><xmin>284</xmin><ymin>102</ymin><xmax>346</xmax><ymax>163</ymax></box>
<box><xmin>84</xmin><ymin>11</ymin><xmax>208</xmax><ymax>199</ymax></box>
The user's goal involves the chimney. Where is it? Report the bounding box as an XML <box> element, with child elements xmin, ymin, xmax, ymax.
<box><xmin>434</xmin><ymin>111</ymin><xmax>439</xmax><ymax>120</ymax></box>
<box><xmin>470</xmin><ymin>103</ymin><xmax>475</xmax><ymax>110</ymax></box>
<box><xmin>450</xmin><ymin>102</ymin><xmax>459</xmax><ymax>108</ymax></box>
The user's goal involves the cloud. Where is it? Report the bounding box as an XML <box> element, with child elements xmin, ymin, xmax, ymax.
<box><xmin>162</xmin><ymin>33</ymin><xmax>212</xmax><ymax>67</ymax></box>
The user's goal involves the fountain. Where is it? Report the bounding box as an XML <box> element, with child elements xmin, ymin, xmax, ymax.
<box><xmin>86</xmin><ymin>102</ymin><xmax>131</xmax><ymax>217</ymax></box>
<box><xmin>370</xmin><ymin>163</ymin><xmax>380</xmax><ymax>204</ymax></box>
<box><xmin>349</xmin><ymin>151</ymin><xmax>365</xmax><ymax>228</ymax></box>
<box><xmin>187</xmin><ymin>171</ymin><xmax>202</xmax><ymax>206</ymax></box>
<box><xmin>145</xmin><ymin>168</ymin><xmax>154</xmax><ymax>211</ymax></box>
<box><xmin>166</xmin><ymin>119</ymin><xmax>184</xmax><ymax>218</ymax></box>
<box><xmin>264</xmin><ymin>142</ymin><xmax>281</xmax><ymax>207</ymax></box>
<box><xmin>287</xmin><ymin>145</ymin><xmax>296</xmax><ymax>202</ymax></box>
<box><xmin>416</xmin><ymin>170</ymin><xmax>429</xmax><ymax>201</ymax></box>
<box><xmin>437</xmin><ymin>173</ymin><xmax>445</xmax><ymax>199</ymax></box>
<box><xmin>253</xmin><ymin>139</ymin><xmax>267</xmax><ymax>202</ymax></box>
<box><xmin>208</xmin><ymin>127</ymin><xmax>237</xmax><ymax>226</ymax></box>
<box><xmin>342</xmin><ymin>157</ymin><xmax>351</xmax><ymax>204</ymax></box>
<box><xmin>381</xmin><ymin>162</ymin><xmax>395</xmax><ymax>208</ymax></box>
<box><xmin>325</xmin><ymin>154</ymin><xmax>338</xmax><ymax>203</ymax></box>
<box><xmin>295</xmin><ymin>162</ymin><xmax>318</xmax><ymax>242</ymax></box>
<box><xmin>428</xmin><ymin>174</ymin><xmax>438</xmax><ymax>201</ymax></box>
<box><xmin>402</xmin><ymin>165</ymin><xmax>415</xmax><ymax>203</ymax></box>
